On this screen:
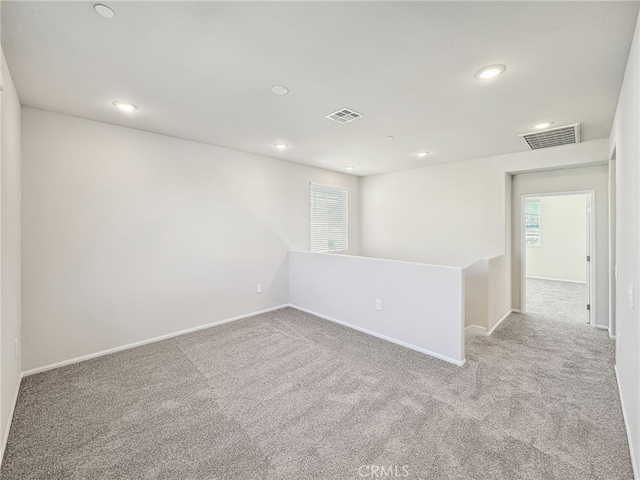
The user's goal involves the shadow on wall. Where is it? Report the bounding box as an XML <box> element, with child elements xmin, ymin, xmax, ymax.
<box><xmin>463</xmin><ymin>254</ymin><xmax>512</xmax><ymax>342</ymax></box>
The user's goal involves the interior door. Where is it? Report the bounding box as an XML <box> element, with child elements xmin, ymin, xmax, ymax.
<box><xmin>586</xmin><ymin>195</ymin><xmax>592</xmax><ymax>324</ymax></box>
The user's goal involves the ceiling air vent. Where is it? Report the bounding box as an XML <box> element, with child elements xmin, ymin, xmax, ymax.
<box><xmin>326</xmin><ymin>107</ymin><xmax>364</xmax><ymax>124</ymax></box>
<box><xmin>519</xmin><ymin>123</ymin><xmax>581</xmax><ymax>150</ymax></box>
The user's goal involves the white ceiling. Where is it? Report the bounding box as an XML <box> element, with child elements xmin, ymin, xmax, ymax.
<box><xmin>3</xmin><ymin>1</ymin><xmax>638</xmax><ymax>176</ymax></box>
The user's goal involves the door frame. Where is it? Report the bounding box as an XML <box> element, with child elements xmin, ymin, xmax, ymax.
<box><xmin>608</xmin><ymin>151</ymin><xmax>617</xmax><ymax>338</ymax></box>
<box><xmin>520</xmin><ymin>190</ymin><xmax>597</xmax><ymax>326</ymax></box>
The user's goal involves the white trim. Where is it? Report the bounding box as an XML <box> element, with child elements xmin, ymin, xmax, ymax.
<box><xmin>290</xmin><ymin>250</ymin><xmax>462</xmax><ymax>271</ymax></box>
<box><xmin>525</xmin><ymin>275</ymin><xmax>587</xmax><ymax>285</ymax></box>
<box><xmin>465</xmin><ymin>325</ymin><xmax>486</xmax><ymax>343</ymax></box>
<box><xmin>465</xmin><ymin>310</ymin><xmax>516</xmax><ymax>342</ymax></box>
<box><xmin>614</xmin><ymin>366</ymin><xmax>639</xmax><ymax>480</ymax></box>
<box><xmin>1</xmin><ymin>372</ymin><xmax>24</xmax><ymax>462</ymax></box>
<box><xmin>595</xmin><ymin>324</ymin><xmax>609</xmax><ymax>331</ymax></box>
<box><xmin>309</xmin><ymin>183</ymin><xmax>349</xmax><ymax>254</ymax></box>
<box><xmin>520</xmin><ymin>195</ymin><xmax>527</xmax><ymax>314</ymax></box>
<box><xmin>460</xmin><ymin>272</ymin><xmax>466</xmax><ymax>363</ymax></box>
<box><xmin>288</xmin><ymin>304</ymin><xmax>466</xmax><ymax>367</ymax></box>
<box><xmin>587</xmin><ymin>191</ymin><xmax>597</xmax><ymax>327</ymax></box>
<box><xmin>607</xmin><ymin>155</ymin><xmax>617</xmax><ymax>337</ymax></box>
<box><xmin>488</xmin><ymin>309</ymin><xmax>516</xmax><ymax>336</ymax></box>
<box><xmin>308</xmin><ymin>181</ymin><xmax>350</xmax><ymax>192</ymax></box>
<box><xmin>22</xmin><ymin>304</ymin><xmax>289</xmax><ymax>377</ymax></box>
<box><xmin>462</xmin><ymin>253</ymin><xmax>505</xmax><ymax>269</ymax></box>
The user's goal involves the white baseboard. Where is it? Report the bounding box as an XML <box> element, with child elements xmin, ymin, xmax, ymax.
<box><xmin>595</xmin><ymin>324</ymin><xmax>610</xmax><ymax>332</ymax></box>
<box><xmin>288</xmin><ymin>304</ymin><xmax>466</xmax><ymax>367</ymax></box>
<box><xmin>487</xmin><ymin>309</ymin><xmax>516</xmax><ymax>336</ymax></box>
<box><xmin>526</xmin><ymin>276</ymin><xmax>587</xmax><ymax>284</ymax></box>
<box><xmin>614</xmin><ymin>365</ymin><xmax>639</xmax><ymax>480</ymax></box>
<box><xmin>465</xmin><ymin>310</ymin><xmax>516</xmax><ymax>342</ymax></box>
<box><xmin>22</xmin><ymin>304</ymin><xmax>290</xmax><ymax>377</ymax></box>
<box><xmin>1</xmin><ymin>372</ymin><xmax>24</xmax><ymax>462</ymax></box>
<box><xmin>464</xmin><ymin>325</ymin><xmax>486</xmax><ymax>343</ymax></box>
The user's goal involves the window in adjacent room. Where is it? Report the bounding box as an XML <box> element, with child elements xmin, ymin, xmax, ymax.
<box><xmin>525</xmin><ymin>197</ymin><xmax>541</xmax><ymax>247</ymax></box>
<box><xmin>310</xmin><ymin>183</ymin><xmax>348</xmax><ymax>253</ymax></box>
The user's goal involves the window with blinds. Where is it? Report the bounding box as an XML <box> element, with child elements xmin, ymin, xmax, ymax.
<box><xmin>525</xmin><ymin>197</ymin><xmax>541</xmax><ymax>247</ymax></box>
<box><xmin>310</xmin><ymin>183</ymin><xmax>348</xmax><ymax>253</ymax></box>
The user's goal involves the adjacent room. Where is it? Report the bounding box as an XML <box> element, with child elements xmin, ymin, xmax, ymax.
<box><xmin>524</xmin><ymin>193</ymin><xmax>591</xmax><ymax>325</ymax></box>
<box><xmin>0</xmin><ymin>1</ymin><xmax>639</xmax><ymax>479</ymax></box>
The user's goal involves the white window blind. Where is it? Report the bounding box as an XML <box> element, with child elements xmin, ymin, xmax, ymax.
<box><xmin>525</xmin><ymin>197</ymin><xmax>541</xmax><ymax>247</ymax></box>
<box><xmin>310</xmin><ymin>183</ymin><xmax>348</xmax><ymax>253</ymax></box>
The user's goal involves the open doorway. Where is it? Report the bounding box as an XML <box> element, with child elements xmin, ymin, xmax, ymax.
<box><xmin>521</xmin><ymin>192</ymin><xmax>595</xmax><ymax>326</ymax></box>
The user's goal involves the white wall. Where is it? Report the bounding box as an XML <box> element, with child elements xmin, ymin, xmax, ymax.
<box><xmin>21</xmin><ymin>108</ymin><xmax>360</xmax><ymax>371</ymax></box>
<box><xmin>288</xmin><ymin>251</ymin><xmax>464</xmax><ymax>365</ymax></box>
<box><xmin>610</xmin><ymin>8</ymin><xmax>640</xmax><ymax>477</ymax></box>
<box><xmin>360</xmin><ymin>139</ymin><xmax>609</xmax><ymax>268</ymax></box>
<box><xmin>512</xmin><ymin>166</ymin><xmax>609</xmax><ymax>328</ymax></box>
<box><xmin>526</xmin><ymin>195</ymin><xmax>588</xmax><ymax>283</ymax></box>
<box><xmin>463</xmin><ymin>254</ymin><xmax>511</xmax><ymax>342</ymax></box>
<box><xmin>0</xmin><ymin>48</ymin><xmax>22</xmax><ymax>456</ymax></box>
<box><xmin>487</xmin><ymin>255</ymin><xmax>511</xmax><ymax>332</ymax></box>
<box><xmin>463</xmin><ymin>258</ymin><xmax>488</xmax><ymax>333</ymax></box>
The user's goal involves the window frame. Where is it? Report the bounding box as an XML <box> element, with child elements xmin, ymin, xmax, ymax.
<box><xmin>309</xmin><ymin>183</ymin><xmax>349</xmax><ymax>253</ymax></box>
<box><xmin>525</xmin><ymin>197</ymin><xmax>541</xmax><ymax>247</ymax></box>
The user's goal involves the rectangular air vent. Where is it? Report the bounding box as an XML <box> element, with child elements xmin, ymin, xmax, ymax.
<box><xmin>326</xmin><ymin>107</ymin><xmax>364</xmax><ymax>124</ymax></box>
<box><xmin>519</xmin><ymin>123</ymin><xmax>581</xmax><ymax>150</ymax></box>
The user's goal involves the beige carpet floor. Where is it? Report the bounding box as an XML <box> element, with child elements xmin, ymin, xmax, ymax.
<box><xmin>527</xmin><ymin>277</ymin><xmax>589</xmax><ymax>324</ymax></box>
<box><xmin>1</xmin><ymin>307</ymin><xmax>632</xmax><ymax>479</ymax></box>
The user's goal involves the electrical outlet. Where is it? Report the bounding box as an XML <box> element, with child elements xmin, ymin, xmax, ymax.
<box><xmin>628</xmin><ymin>284</ymin><xmax>634</xmax><ymax>308</ymax></box>
<box><xmin>376</xmin><ymin>299</ymin><xmax>382</xmax><ymax>311</ymax></box>
<box><xmin>14</xmin><ymin>339</ymin><xmax>19</xmax><ymax>359</ymax></box>
<box><xmin>256</xmin><ymin>284</ymin><xmax>262</xmax><ymax>294</ymax></box>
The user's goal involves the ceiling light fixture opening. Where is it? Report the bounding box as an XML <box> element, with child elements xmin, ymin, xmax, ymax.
<box><xmin>385</xmin><ymin>136</ymin><xmax>394</xmax><ymax>141</ymax></box>
<box><xmin>274</xmin><ymin>143</ymin><xmax>288</xmax><ymax>149</ymax></box>
<box><xmin>417</xmin><ymin>151</ymin><xmax>429</xmax><ymax>157</ymax></box>
<box><xmin>271</xmin><ymin>85</ymin><xmax>289</xmax><ymax>95</ymax></box>
<box><xmin>345</xmin><ymin>166</ymin><xmax>355</xmax><ymax>171</ymax></box>
<box><xmin>533</xmin><ymin>121</ymin><xmax>554</xmax><ymax>130</ymax></box>
<box><xmin>475</xmin><ymin>64</ymin><xmax>506</xmax><ymax>80</ymax></box>
<box><xmin>94</xmin><ymin>4</ymin><xmax>115</xmax><ymax>18</ymax></box>
<box><xmin>113</xmin><ymin>101</ymin><xmax>138</xmax><ymax>112</ymax></box>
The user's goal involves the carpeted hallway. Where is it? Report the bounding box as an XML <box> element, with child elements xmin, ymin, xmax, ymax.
<box><xmin>1</xmin><ymin>307</ymin><xmax>632</xmax><ymax>479</ymax></box>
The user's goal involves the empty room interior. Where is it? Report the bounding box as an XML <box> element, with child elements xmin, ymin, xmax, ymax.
<box><xmin>1</xmin><ymin>1</ymin><xmax>640</xmax><ymax>479</ymax></box>
<box><xmin>524</xmin><ymin>193</ymin><xmax>592</xmax><ymax>324</ymax></box>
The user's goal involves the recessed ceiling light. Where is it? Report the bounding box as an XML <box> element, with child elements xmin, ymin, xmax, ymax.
<box><xmin>94</xmin><ymin>4</ymin><xmax>115</xmax><ymax>18</ymax></box>
<box><xmin>417</xmin><ymin>152</ymin><xmax>429</xmax><ymax>157</ymax></box>
<box><xmin>271</xmin><ymin>85</ymin><xmax>289</xmax><ymax>95</ymax></box>
<box><xmin>274</xmin><ymin>143</ymin><xmax>288</xmax><ymax>149</ymax></box>
<box><xmin>345</xmin><ymin>166</ymin><xmax>355</xmax><ymax>171</ymax></box>
<box><xmin>386</xmin><ymin>136</ymin><xmax>394</xmax><ymax>140</ymax></box>
<box><xmin>475</xmin><ymin>64</ymin><xmax>506</xmax><ymax>80</ymax></box>
<box><xmin>533</xmin><ymin>121</ymin><xmax>554</xmax><ymax>130</ymax></box>
<box><xmin>112</xmin><ymin>101</ymin><xmax>138</xmax><ymax>112</ymax></box>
